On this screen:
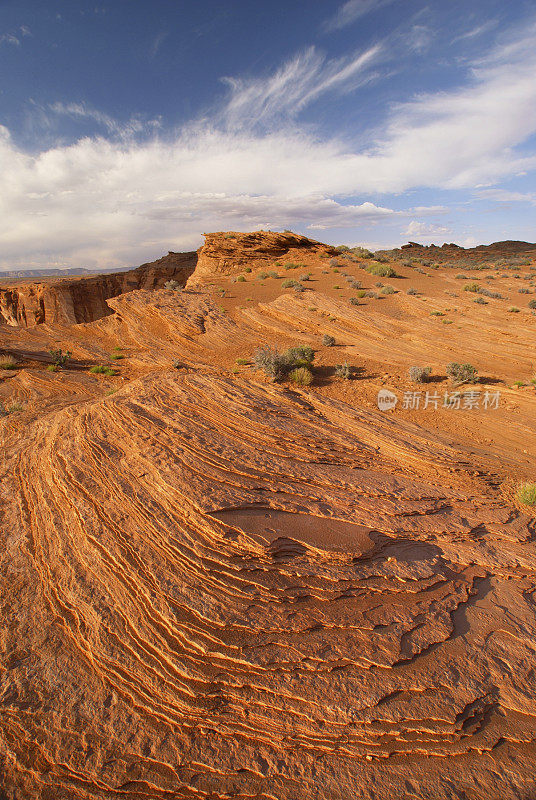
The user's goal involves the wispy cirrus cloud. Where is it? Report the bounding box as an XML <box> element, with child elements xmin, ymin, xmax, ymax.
<box><xmin>323</xmin><ymin>0</ymin><xmax>398</xmax><ymax>32</ymax></box>
<box><xmin>219</xmin><ymin>45</ymin><xmax>383</xmax><ymax>129</ymax></box>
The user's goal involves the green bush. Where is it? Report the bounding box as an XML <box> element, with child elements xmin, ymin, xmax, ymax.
<box><xmin>381</xmin><ymin>285</ymin><xmax>396</xmax><ymax>295</ymax></box>
<box><xmin>49</xmin><ymin>349</ymin><xmax>72</xmax><ymax>369</ymax></box>
<box><xmin>516</xmin><ymin>483</ymin><xmax>536</xmax><ymax>507</ymax></box>
<box><xmin>90</xmin><ymin>365</ymin><xmax>116</xmax><ymax>376</ymax></box>
<box><xmin>366</xmin><ymin>264</ymin><xmax>398</xmax><ymax>278</ymax></box>
<box><xmin>237</xmin><ymin>275</ymin><xmax>246</xmax><ymax>282</ymax></box>
<box><xmin>164</xmin><ymin>279</ymin><xmax>181</xmax><ymax>290</ymax></box>
<box><xmin>284</xmin><ymin>346</ymin><xmax>314</xmax><ymax>364</ymax></box>
<box><xmin>289</xmin><ymin>366</ymin><xmax>313</xmax><ymax>386</ymax></box>
<box><xmin>508</xmin><ymin>306</ymin><xmax>520</xmax><ymax>313</ymax></box>
<box><xmin>446</xmin><ymin>362</ymin><xmax>478</xmax><ymax>385</ymax></box>
<box><xmin>282</xmin><ymin>278</ymin><xmax>298</xmax><ymax>288</ymax></box>
<box><xmin>463</xmin><ymin>283</ymin><xmax>480</xmax><ymax>293</ymax></box>
<box><xmin>529</xmin><ymin>299</ymin><xmax>536</xmax><ymax>309</ymax></box>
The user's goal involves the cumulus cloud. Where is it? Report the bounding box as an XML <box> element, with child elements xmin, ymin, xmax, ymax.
<box><xmin>404</xmin><ymin>220</ymin><xmax>451</xmax><ymax>239</ymax></box>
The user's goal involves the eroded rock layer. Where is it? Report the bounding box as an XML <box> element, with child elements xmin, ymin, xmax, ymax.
<box><xmin>1</xmin><ymin>368</ymin><xmax>535</xmax><ymax>799</ymax></box>
<box><xmin>0</xmin><ymin>251</ymin><xmax>196</xmax><ymax>327</ymax></box>
<box><xmin>0</xmin><ymin>231</ymin><xmax>536</xmax><ymax>799</ymax></box>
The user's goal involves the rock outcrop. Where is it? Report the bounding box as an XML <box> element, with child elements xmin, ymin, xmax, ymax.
<box><xmin>0</xmin><ymin>250</ymin><xmax>197</xmax><ymax>327</ymax></box>
<box><xmin>189</xmin><ymin>230</ymin><xmax>334</xmax><ymax>283</ymax></box>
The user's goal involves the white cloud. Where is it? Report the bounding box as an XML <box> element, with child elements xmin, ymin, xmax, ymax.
<box><xmin>1</xmin><ymin>17</ymin><xmax>536</xmax><ymax>268</ymax></box>
<box><xmin>323</xmin><ymin>0</ymin><xmax>398</xmax><ymax>32</ymax></box>
<box><xmin>404</xmin><ymin>220</ymin><xmax>451</xmax><ymax>239</ymax></box>
<box><xmin>0</xmin><ymin>33</ymin><xmax>21</xmax><ymax>47</ymax></box>
<box><xmin>476</xmin><ymin>188</ymin><xmax>536</xmax><ymax>203</ymax></box>
<box><xmin>220</xmin><ymin>45</ymin><xmax>383</xmax><ymax>129</ymax></box>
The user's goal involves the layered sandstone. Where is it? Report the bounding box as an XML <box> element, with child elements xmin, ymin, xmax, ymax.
<box><xmin>0</xmin><ymin>250</ymin><xmax>196</xmax><ymax>327</ymax></box>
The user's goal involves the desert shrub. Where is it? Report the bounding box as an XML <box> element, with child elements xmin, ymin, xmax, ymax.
<box><xmin>349</xmin><ymin>297</ymin><xmax>360</xmax><ymax>305</ymax></box>
<box><xmin>407</xmin><ymin>288</ymin><xmax>418</xmax><ymax>295</ymax></box>
<box><xmin>335</xmin><ymin>245</ymin><xmax>349</xmax><ymax>253</ymax></box>
<box><xmin>366</xmin><ymin>264</ymin><xmax>398</xmax><ymax>278</ymax></box>
<box><xmin>49</xmin><ymin>349</ymin><xmax>72</xmax><ymax>369</ymax></box>
<box><xmin>518</xmin><ymin>287</ymin><xmax>531</xmax><ymax>293</ymax></box>
<box><xmin>236</xmin><ymin>358</ymin><xmax>249</xmax><ymax>365</ymax></box>
<box><xmin>528</xmin><ymin>299</ymin><xmax>536</xmax><ymax>309</ymax></box>
<box><xmin>355</xmin><ymin>289</ymin><xmax>366</xmax><ymax>298</ymax></box>
<box><xmin>414</xmin><ymin>267</ymin><xmax>426</xmax><ymax>274</ymax></box>
<box><xmin>374</xmin><ymin>256</ymin><xmax>388</xmax><ymax>263</ymax></box>
<box><xmin>258</xmin><ymin>271</ymin><xmax>268</xmax><ymax>279</ymax></box>
<box><xmin>516</xmin><ymin>483</ymin><xmax>536</xmax><ymax>508</ymax></box>
<box><xmin>446</xmin><ymin>362</ymin><xmax>478</xmax><ymax>385</ymax></box>
<box><xmin>381</xmin><ymin>285</ymin><xmax>396</xmax><ymax>295</ymax></box>
<box><xmin>289</xmin><ymin>366</ymin><xmax>313</xmax><ymax>386</ymax></box>
<box><xmin>479</xmin><ymin>288</ymin><xmax>503</xmax><ymax>298</ymax></box>
<box><xmin>293</xmin><ymin>283</ymin><xmax>305</xmax><ymax>292</ymax></box>
<box><xmin>164</xmin><ymin>280</ymin><xmax>181</xmax><ymax>290</ymax></box>
<box><xmin>253</xmin><ymin>345</ymin><xmax>287</xmax><ymax>379</ymax></box>
<box><xmin>299</xmin><ymin>273</ymin><xmax>311</xmax><ymax>281</ymax></box>
<box><xmin>375</xmin><ymin>281</ymin><xmax>384</xmax><ymax>288</ymax></box>
<box><xmin>237</xmin><ymin>275</ymin><xmax>246</xmax><ymax>282</ymax></box>
<box><xmin>0</xmin><ymin>354</ymin><xmax>17</xmax><ymax>370</ymax></box>
<box><xmin>349</xmin><ymin>279</ymin><xmax>362</xmax><ymax>289</ymax></box>
<box><xmin>244</xmin><ymin>267</ymin><xmax>252</xmax><ymax>273</ymax></box>
<box><xmin>463</xmin><ymin>283</ymin><xmax>480</xmax><ymax>293</ymax></box>
<box><xmin>335</xmin><ymin>362</ymin><xmax>351</xmax><ymax>379</ymax></box>
<box><xmin>267</xmin><ymin>271</ymin><xmax>279</xmax><ymax>278</ymax></box>
<box><xmin>508</xmin><ymin>306</ymin><xmax>520</xmax><ymax>313</ymax></box>
<box><xmin>329</xmin><ymin>259</ymin><xmax>339</xmax><ymax>267</ymax></box>
<box><xmin>409</xmin><ymin>366</ymin><xmax>431</xmax><ymax>383</ymax></box>
<box><xmin>474</xmin><ymin>297</ymin><xmax>488</xmax><ymax>304</ymax></box>
<box><xmin>322</xmin><ymin>334</ymin><xmax>335</xmax><ymax>347</ymax></box>
<box><xmin>284</xmin><ymin>346</ymin><xmax>314</xmax><ymax>365</ymax></box>
<box><xmin>365</xmin><ymin>291</ymin><xmax>379</xmax><ymax>299</ymax></box>
<box><xmin>90</xmin><ymin>365</ymin><xmax>116</xmax><ymax>376</ymax></box>
<box><xmin>282</xmin><ymin>278</ymin><xmax>298</xmax><ymax>288</ymax></box>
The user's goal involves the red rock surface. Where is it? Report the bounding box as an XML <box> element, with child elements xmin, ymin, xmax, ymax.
<box><xmin>0</xmin><ymin>250</ymin><xmax>196</xmax><ymax>327</ymax></box>
<box><xmin>0</xmin><ymin>232</ymin><xmax>535</xmax><ymax>799</ymax></box>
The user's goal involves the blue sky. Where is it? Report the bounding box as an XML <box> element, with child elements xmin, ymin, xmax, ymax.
<box><xmin>1</xmin><ymin>0</ymin><xmax>536</xmax><ymax>269</ymax></box>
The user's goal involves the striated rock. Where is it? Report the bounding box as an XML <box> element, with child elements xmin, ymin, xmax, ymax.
<box><xmin>189</xmin><ymin>229</ymin><xmax>334</xmax><ymax>283</ymax></box>
<box><xmin>0</xmin><ymin>250</ymin><xmax>197</xmax><ymax>327</ymax></box>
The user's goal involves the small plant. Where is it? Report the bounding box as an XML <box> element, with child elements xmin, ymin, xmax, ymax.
<box><xmin>516</xmin><ymin>482</ymin><xmax>536</xmax><ymax>508</ymax></box>
<box><xmin>237</xmin><ymin>275</ymin><xmax>246</xmax><ymax>283</ymax></box>
<box><xmin>244</xmin><ymin>267</ymin><xmax>252</xmax><ymax>273</ymax></box>
<box><xmin>349</xmin><ymin>280</ymin><xmax>362</xmax><ymax>289</ymax></box>
<box><xmin>294</xmin><ymin>283</ymin><xmax>305</xmax><ymax>292</ymax></box>
<box><xmin>335</xmin><ymin>362</ymin><xmax>351</xmax><ymax>380</ymax></box>
<box><xmin>446</xmin><ymin>362</ymin><xmax>478</xmax><ymax>385</ymax></box>
<box><xmin>299</xmin><ymin>273</ymin><xmax>311</xmax><ymax>281</ymax></box>
<box><xmin>381</xmin><ymin>285</ymin><xmax>396</xmax><ymax>295</ymax></box>
<box><xmin>267</xmin><ymin>271</ymin><xmax>279</xmax><ymax>278</ymax></box>
<box><xmin>0</xmin><ymin>354</ymin><xmax>17</xmax><ymax>370</ymax></box>
<box><xmin>289</xmin><ymin>366</ymin><xmax>313</xmax><ymax>386</ymax></box>
<box><xmin>333</xmin><ymin>284</ymin><xmax>341</xmax><ymax>289</ymax></box>
<box><xmin>284</xmin><ymin>346</ymin><xmax>314</xmax><ymax>364</ymax></box>
<box><xmin>329</xmin><ymin>258</ymin><xmax>339</xmax><ymax>267</ymax></box>
<box><xmin>253</xmin><ymin>345</ymin><xmax>287</xmax><ymax>380</ymax></box>
<box><xmin>236</xmin><ymin>358</ymin><xmax>249</xmax><ymax>365</ymax></box>
<box><xmin>258</xmin><ymin>271</ymin><xmax>268</xmax><ymax>279</ymax></box>
<box><xmin>355</xmin><ymin>289</ymin><xmax>366</xmax><ymax>298</ymax></box>
<box><xmin>173</xmin><ymin>360</ymin><xmax>183</xmax><ymax>369</ymax></box>
<box><xmin>282</xmin><ymin>278</ymin><xmax>298</xmax><ymax>289</ymax></box>
<box><xmin>349</xmin><ymin>297</ymin><xmax>360</xmax><ymax>305</ymax></box>
<box><xmin>322</xmin><ymin>334</ymin><xmax>335</xmax><ymax>347</ymax></box>
<box><xmin>474</xmin><ymin>297</ymin><xmax>488</xmax><ymax>304</ymax></box>
<box><xmin>529</xmin><ymin>299</ymin><xmax>536</xmax><ymax>309</ymax></box>
<box><xmin>409</xmin><ymin>366</ymin><xmax>432</xmax><ymax>383</ymax></box>
<box><xmin>0</xmin><ymin>401</ymin><xmax>23</xmax><ymax>415</ymax></box>
<box><xmin>164</xmin><ymin>280</ymin><xmax>181</xmax><ymax>290</ymax></box>
<box><xmin>366</xmin><ymin>264</ymin><xmax>398</xmax><ymax>278</ymax></box>
<box><xmin>407</xmin><ymin>288</ymin><xmax>418</xmax><ymax>295</ymax></box>
<box><xmin>518</xmin><ymin>287</ymin><xmax>530</xmax><ymax>293</ymax></box>
<box><xmin>508</xmin><ymin>306</ymin><xmax>520</xmax><ymax>313</ymax></box>
<box><xmin>463</xmin><ymin>283</ymin><xmax>480</xmax><ymax>293</ymax></box>
<box><xmin>90</xmin><ymin>365</ymin><xmax>116</xmax><ymax>376</ymax></box>
<box><xmin>49</xmin><ymin>349</ymin><xmax>72</xmax><ymax>369</ymax></box>
<box><xmin>110</xmin><ymin>353</ymin><xmax>124</xmax><ymax>360</ymax></box>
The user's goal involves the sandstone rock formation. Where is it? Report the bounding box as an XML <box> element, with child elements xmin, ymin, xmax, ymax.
<box><xmin>0</xmin><ymin>250</ymin><xmax>197</xmax><ymax>327</ymax></box>
<box><xmin>0</xmin><ymin>231</ymin><xmax>535</xmax><ymax>799</ymax></box>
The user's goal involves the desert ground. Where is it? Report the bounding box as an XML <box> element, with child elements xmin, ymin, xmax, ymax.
<box><xmin>0</xmin><ymin>230</ymin><xmax>535</xmax><ymax>799</ymax></box>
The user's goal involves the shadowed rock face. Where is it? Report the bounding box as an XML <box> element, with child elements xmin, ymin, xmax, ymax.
<box><xmin>0</xmin><ymin>231</ymin><xmax>536</xmax><ymax>799</ymax></box>
<box><xmin>0</xmin><ymin>250</ymin><xmax>197</xmax><ymax>326</ymax></box>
